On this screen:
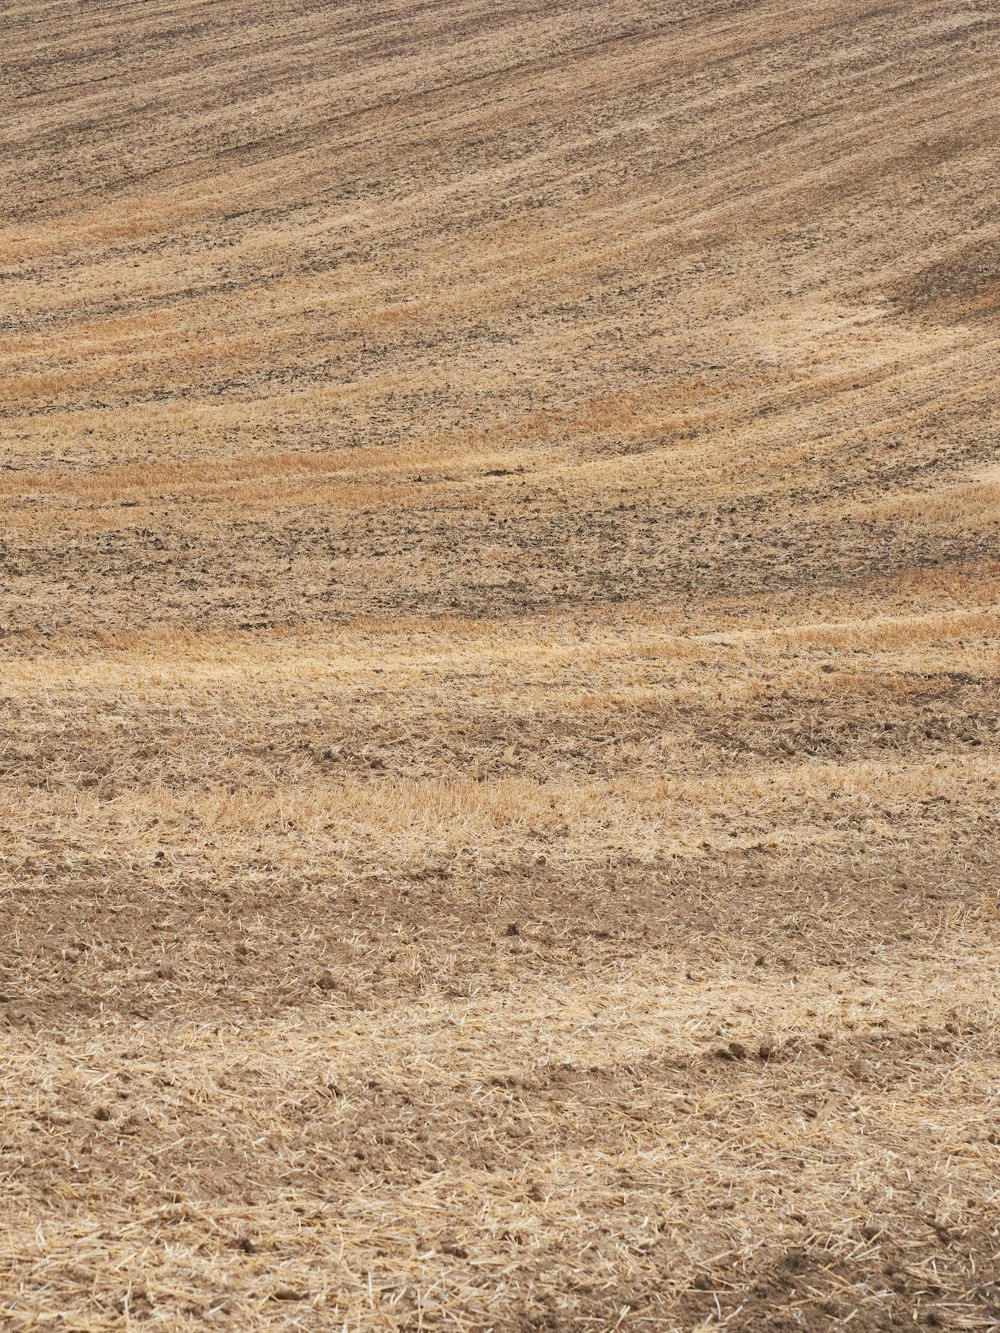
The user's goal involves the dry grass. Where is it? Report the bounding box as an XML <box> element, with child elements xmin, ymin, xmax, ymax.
<box><xmin>1</xmin><ymin>0</ymin><xmax>999</xmax><ymax>1327</ymax></box>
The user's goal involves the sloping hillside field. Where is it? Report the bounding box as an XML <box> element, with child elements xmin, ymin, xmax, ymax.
<box><xmin>1</xmin><ymin>0</ymin><xmax>999</xmax><ymax>1327</ymax></box>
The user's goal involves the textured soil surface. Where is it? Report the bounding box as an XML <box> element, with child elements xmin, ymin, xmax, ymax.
<box><xmin>1</xmin><ymin>0</ymin><xmax>998</xmax><ymax>1327</ymax></box>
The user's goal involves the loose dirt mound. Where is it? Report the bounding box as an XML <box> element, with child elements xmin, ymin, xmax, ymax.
<box><xmin>895</xmin><ymin>240</ymin><xmax>1000</xmax><ymax>322</ymax></box>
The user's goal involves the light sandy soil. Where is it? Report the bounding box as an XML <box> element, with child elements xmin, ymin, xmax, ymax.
<box><xmin>0</xmin><ymin>0</ymin><xmax>998</xmax><ymax>1327</ymax></box>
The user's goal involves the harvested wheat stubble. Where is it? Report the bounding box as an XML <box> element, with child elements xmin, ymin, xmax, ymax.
<box><xmin>1</xmin><ymin>0</ymin><xmax>999</xmax><ymax>1327</ymax></box>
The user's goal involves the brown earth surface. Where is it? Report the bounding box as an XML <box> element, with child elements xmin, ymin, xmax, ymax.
<box><xmin>1</xmin><ymin>0</ymin><xmax>999</xmax><ymax>1327</ymax></box>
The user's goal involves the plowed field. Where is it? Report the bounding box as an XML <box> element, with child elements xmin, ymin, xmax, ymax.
<box><xmin>1</xmin><ymin>0</ymin><xmax>998</xmax><ymax>1327</ymax></box>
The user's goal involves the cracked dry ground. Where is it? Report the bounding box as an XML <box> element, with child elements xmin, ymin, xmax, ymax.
<box><xmin>1</xmin><ymin>0</ymin><xmax>999</xmax><ymax>1328</ymax></box>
